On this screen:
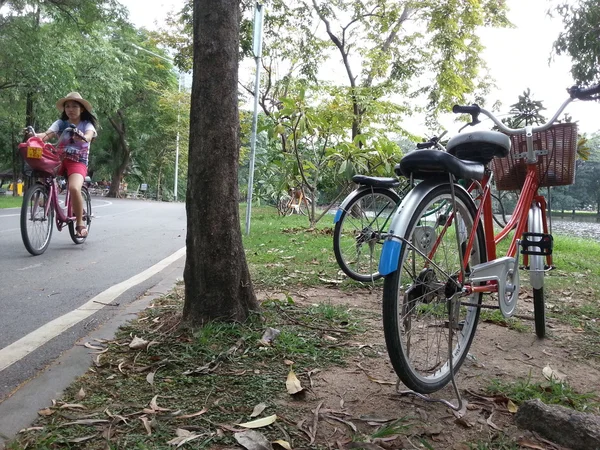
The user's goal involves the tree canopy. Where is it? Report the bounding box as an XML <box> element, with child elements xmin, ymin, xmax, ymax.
<box><xmin>553</xmin><ymin>0</ymin><xmax>600</xmax><ymax>84</ymax></box>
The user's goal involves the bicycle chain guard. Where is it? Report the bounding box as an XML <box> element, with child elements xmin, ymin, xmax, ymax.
<box><xmin>470</xmin><ymin>256</ymin><xmax>520</xmax><ymax>318</ymax></box>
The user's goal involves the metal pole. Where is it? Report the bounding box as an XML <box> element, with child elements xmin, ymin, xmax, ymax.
<box><xmin>174</xmin><ymin>73</ymin><xmax>182</xmax><ymax>201</ymax></box>
<box><xmin>245</xmin><ymin>3</ymin><xmax>264</xmax><ymax>235</ymax></box>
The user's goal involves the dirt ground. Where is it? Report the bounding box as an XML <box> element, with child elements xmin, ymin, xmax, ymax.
<box><xmin>257</xmin><ymin>286</ymin><xmax>600</xmax><ymax>450</ymax></box>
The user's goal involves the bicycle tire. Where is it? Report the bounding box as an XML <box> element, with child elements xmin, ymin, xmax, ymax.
<box><xmin>382</xmin><ymin>184</ymin><xmax>486</xmax><ymax>394</ymax></box>
<box><xmin>490</xmin><ymin>192</ymin><xmax>508</xmax><ymax>228</ymax></box>
<box><xmin>68</xmin><ymin>187</ymin><xmax>92</xmax><ymax>244</ymax></box>
<box><xmin>333</xmin><ymin>187</ymin><xmax>401</xmax><ymax>282</ymax></box>
<box><xmin>21</xmin><ymin>183</ymin><xmax>54</xmax><ymax>256</ymax></box>
<box><xmin>528</xmin><ymin>204</ymin><xmax>546</xmax><ymax>338</ymax></box>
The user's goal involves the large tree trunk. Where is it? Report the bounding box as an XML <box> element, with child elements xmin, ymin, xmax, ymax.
<box><xmin>183</xmin><ymin>0</ymin><xmax>258</xmax><ymax>325</ymax></box>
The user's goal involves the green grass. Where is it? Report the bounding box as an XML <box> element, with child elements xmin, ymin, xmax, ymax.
<box><xmin>487</xmin><ymin>376</ymin><xmax>599</xmax><ymax>413</ymax></box>
<box><xmin>242</xmin><ymin>205</ymin><xmax>354</xmax><ymax>288</ymax></box>
<box><xmin>9</xmin><ymin>287</ymin><xmax>368</xmax><ymax>450</ymax></box>
<box><xmin>0</xmin><ymin>195</ymin><xmax>22</xmax><ymax>209</ymax></box>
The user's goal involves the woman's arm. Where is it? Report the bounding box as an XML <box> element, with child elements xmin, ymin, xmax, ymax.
<box><xmin>35</xmin><ymin>130</ymin><xmax>57</xmax><ymax>142</ymax></box>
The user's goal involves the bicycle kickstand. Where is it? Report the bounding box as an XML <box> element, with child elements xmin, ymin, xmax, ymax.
<box><xmin>395</xmin><ymin>292</ymin><xmax>466</xmax><ymax>413</ymax></box>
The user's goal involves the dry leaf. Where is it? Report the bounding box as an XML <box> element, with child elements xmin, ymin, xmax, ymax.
<box><xmin>486</xmin><ymin>413</ymin><xmax>502</xmax><ymax>431</ymax></box>
<box><xmin>542</xmin><ymin>365</ymin><xmax>567</xmax><ymax>383</ymax></box>
<box><xmin>273</xmin><ymin>440</ymin><xmax>292</xmax><ymax>450</ymax></box>
<box><xmin>507</xmin><ymin>399</ymin><xmax>518</xmax><ymax>413</ymax></box>
<box><xmin>147</xmin><ymin>371</ymin><xmax>156</xmax><ymax>386</ymax></box>
<box><xmin>118</xmin><ymin>361</ymin><xmax>126</xmax><ymax>374</ymax></box>
<box><xmin>148</xmin><ymin>395</ymin><xmax>171</xmax><ymax>412</ymax></box>
<box><xmin>167</xmin><ymin>429</ymin><xmax>202</xmax><ymax>447</ymax></box>
<box><xmin>177</xmin><ymin>408</ymin><xmax>208</xmax><ymax>419</ymax></box>
<box><xmin>286</xmin><ymin>370</ymin><xmax>304</xmax><ymax>395</ymax></box>
<box><xmin>60</xmin><ymin>403</ymin><xmax>86</xmax><ymax>410</ymax></box>
<box><xmin>259</xmin><ymin>327</ymin><xmax>281</xmax><ymax>346</ymax></box>
<box><xmin>38</xmin><ymin>408</ymin><xmax>54</xmax><ymax>416</ymax></box>
<box><xmin>76</xmin><ymin>387</ymin><xmax>86</xmax><ymax>400</ymax></box>
<box><xmin>238</xmin><ymin>414</ymin><xmax>277</xmax><ymax>429</ymax></box>
<box><xmin>84</xmin><ymin>342</ymin><xmax>105</xmax><ymax>351</ymax></box>
<box><xmin>250</xmin><ymin>403</ymin><xmax>267</xmax><ymax>418</ymax></box>
<box><xmin>129</xmin><ymin>336</ymin><xmax>149</xmax><ymax>350</ymax></box>
<box><xmin>61</xmin><ymin>419</ymin><xmax>109</xmax><ymax>426</ymax></box>
<box><xmin>516</xmin><ymin>439</ymin><xmax>546</xmax><ymax>450</ymax></box>
<box><xmin>283</xmin><ymin>359</ymin><xmax>294</xmax><ymax>366</ymax></box>
<box><xmin>367</xmin><ymin>375</ymin><xmax>395</xmax><ymax>385</ymax></box>
<box><xmin>66</xmin><ymin>434</ymin><xmax>97</xmax><ymax>443</ymax></box>
<box><xmin>234</xmin><ymin>430</ymin><xmax>273</xmax><ymax>450</ymax></box>
<box><xmin>140</xmin><ymin>416</ymin><xmax>152</xmax><ymax>436</ymax></box>
<box><xmin>19</xmin><ymin>427</ymin><xmax>44</xmax><ymax>433</ymax></box>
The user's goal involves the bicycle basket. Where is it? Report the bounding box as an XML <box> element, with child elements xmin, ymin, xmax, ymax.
<box><xmin>492</xmin><ymin>123</ymin><xmax>578</xmax><ymax>191</ymax></box>
<box><xmin>18</xmin><ymin>137</ymin><xmax>62</xmax><ymax>176</ymax></box>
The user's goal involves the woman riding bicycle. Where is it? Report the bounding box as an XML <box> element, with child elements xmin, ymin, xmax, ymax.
<box><xmin>28</xmin><ymin>92</ymin><xmax>97</xmax><ymax>238</ymax></box>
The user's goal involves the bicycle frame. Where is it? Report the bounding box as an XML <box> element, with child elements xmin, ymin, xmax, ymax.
<box><xmin>37</xmin><ymin>176</ymin><xmax>76</xmax><ymax>230</ymax></box>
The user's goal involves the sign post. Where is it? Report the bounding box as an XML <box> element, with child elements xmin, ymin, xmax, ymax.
<box><xmin>245</xmin><ymin>3</ymin><xmax>264</xmax><ymax>235</ymax></box>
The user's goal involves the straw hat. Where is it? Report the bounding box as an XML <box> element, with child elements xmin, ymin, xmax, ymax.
<box><xmin>56</xmin><ymin>92</ymin><xmax>93</xmax><ymax>112</ymax></box>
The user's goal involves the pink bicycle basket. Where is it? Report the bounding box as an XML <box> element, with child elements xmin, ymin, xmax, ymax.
<box><xmin>19</xmin><ymin>137</ymin><xmax>62</xmax><ymax>176</ymax></box>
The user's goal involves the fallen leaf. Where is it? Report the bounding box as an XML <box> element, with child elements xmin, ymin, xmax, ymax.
<box><xmin>167</xmin><ymin>428</ymin><xmax>202</xmax><ymax>447</ymax></box>
<box><xmin>84</xmin><ymin>342</ymin><xmax>105</xmax><ymax>351</ymax></box>
<box><xmin>273</xmin><ymin>440</ymin><xmax>292</xmax><ymax>450</ymax></box>
<box><xmin>18</xmin><ymin>427</ymin><xmax>44</xmax><ymax>433</ymax></box>
<box><xmin>140</xmin><ymin>416</ymin><xmax>152</xmax><ymax>436</ymax></box>
<box><xmin>283</xmin><ymin>359</ymin><xmax>294</xmax><ymax>366</ymax></box>
<box><xmin>286</xmin><ymin>370</ymin><xmax>304</xmax><ymax>395</ymax></box>
<box><xmin>542</xmin><ymin>365</ymin><xmax>567</xmax><ymax>383</ymax></box>
<box><xmin>517</xmin><ymin>439</ymin><xmax>546</xmax><ymax>449</ymax></box>
<box><xmin>177</xmin><ymin>408</ymin><xmax>208</xmax><ymax>419</ymax></box>
<box><xmin>454</xmin><ymin>417</ymin><xmax>473</xmax><ymax>428</ymax></box>
<box><xmin>259</xmin><ymin>327</ymin><xmax>281</xmax><ymax>346</ymax></box>
<box><xmin>507</xmin><ymin>399</ymin><xmax>518</xmax><ymax>413</ymax></box>
<box><xmin>149</xmin><ymin>395</ymin><xmax>171</xmax><ymax>412</ymax></box>
<box><xmin>486</xmin><ymin>413</ymin><xmax>502</xmax><ymax>431</ymax></box>
<box><xmin>38</xmin><ymin>408</ymin><xmax>54</xmax><ymax>416</ymax></box>
<box><xmin>367</xmin><ymin>375</ymin><xmax>395</xmax><ymax>385</ymax></box>
<box><xmin>60</xmin><ymin>403</ymin><xmax>87</xmax><ymax>410</ymax></box>
<box><xmin>238</xmin><ymin>414</ymin><xmax>277</xmax><ymax>429</ymax></box>
<box><xmin>61</xmin><ymin>419</ymin><xmax>109</xmax><ymax>427</ymax></box>
<box><xmin>66</xmin><ymin>434</ymin><xmax>97</xmax><ymax>443</ymax></box>
<box><xmin>118</xmin><ymin>361</ymin><xmax>126</xmax><ymax>374</ymax></box>
<box><xmin>76</xmin><ymin>387</ymin><xmax>86</xmax><ymax>400</ymax></box>
<box><xmin>147</xmin><ymin>371</ymin><xmax>156</xmax><ymax>386</ymax></box>
<box><xmin>234</xmin><ymin>430</ymin><xmax>274</xmax><ymax>450</ymax></box>
<box><xmin>250</xmin><ymin>403</ymin><xmax>267</xmax><ymax>418</ymax></box>
<box><xmin>129</xmin><ymin>336</ymin><xmax>149</xmax><ymax>350</ymax></box>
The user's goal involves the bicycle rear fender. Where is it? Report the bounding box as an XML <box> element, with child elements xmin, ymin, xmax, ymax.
<box><xmin>379</xmin><ymin>177</ymin><xmax>468</xmax><ymax>276</ymax></box>
<box><xmin>333</xmin><ymin>186</ymin><xmax>400</xmax><ymax>224</ymax></box>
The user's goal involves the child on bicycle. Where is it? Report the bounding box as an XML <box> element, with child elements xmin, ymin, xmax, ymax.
<box><xmin>29</xmin><ymin>92</ymin><xmax>97</xmax><ymax>238</ymax></box>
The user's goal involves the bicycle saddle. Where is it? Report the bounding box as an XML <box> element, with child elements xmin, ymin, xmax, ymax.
<box><xmin>446</xmin><ymin>130</ymin><xmax>510</xmax><ymax>164</ymax></box>
<box><xmin>396</xmin><ymin>150</ymin><xmax>485</xmax><ymax>181</ymax></box>
<box><xmin>352</xmin><ymin>175</ymin><xmax>401</xmax><ymax>188</ymax></box>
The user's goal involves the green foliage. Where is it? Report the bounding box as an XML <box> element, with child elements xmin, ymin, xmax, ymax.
<box><xmin>553</xmin><ymin>0</ymin><xmax>600</xmax><ymax>84</ymax></box>
<box><xmin>0</xmin><ymin>3</ymin><xmax>186</xmax><ymax>201</ymax></box>
<box><xmin>502</xmin><ymin>89</ymin><xmax>547</xmax><ymax>128</ymax></box>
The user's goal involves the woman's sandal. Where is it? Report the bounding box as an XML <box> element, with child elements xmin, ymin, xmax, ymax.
<box><xmin>75</xmin><ymin>225</ymin><xmax>88</xmax><ymax>238</ymax></box>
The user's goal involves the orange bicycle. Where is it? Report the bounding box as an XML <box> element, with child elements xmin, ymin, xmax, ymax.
<box><xmin>379</xmin><ymin>82</ymin><xmax>599</xmax><ymax>395</ymax></box>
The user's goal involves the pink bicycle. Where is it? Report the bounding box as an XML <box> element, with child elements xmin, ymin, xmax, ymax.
<box><xmin>18</xmin><ymin>130</ymin><xmax>92</xmax><ymax>255</ymax></box>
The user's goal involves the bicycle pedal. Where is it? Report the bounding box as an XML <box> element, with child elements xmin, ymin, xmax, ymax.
<box><xmin>520</xmin><ymin>232</ymin><xmax>553</xmax><ymax>256</ymax></box>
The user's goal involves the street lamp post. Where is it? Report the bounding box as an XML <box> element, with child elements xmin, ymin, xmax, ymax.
<box><xmin>131</xmin><ymin>44</ymin><xmax>182</xmax><ymax>201</ymax></box>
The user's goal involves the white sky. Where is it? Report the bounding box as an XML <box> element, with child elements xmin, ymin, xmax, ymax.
<box><xmin>120</xmin><ymin>0</ymin><xmax>598</xmax><ymax>135</ymax></box>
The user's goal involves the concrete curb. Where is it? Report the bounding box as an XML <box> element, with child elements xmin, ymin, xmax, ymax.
<box><xmin>0</xmin><ymin>255</ymin><xmax>184</xmax><ymax>448</ymax></box>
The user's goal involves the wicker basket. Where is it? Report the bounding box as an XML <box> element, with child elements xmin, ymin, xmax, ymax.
<box><xmin>492</xmin><ymin>123</ymin><xmax>578</xmax><ymax>191</ymax></box>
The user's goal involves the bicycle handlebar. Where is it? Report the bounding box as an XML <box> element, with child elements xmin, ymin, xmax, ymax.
<box><xmin>568</xmin><ymin>83</ymin><xmax>600</xmax><ymax>100</ymax></box>
<box><xmin>453</xmin><ymin>82</ymin><xmax>600</xmax><ymax>135</ymax></box>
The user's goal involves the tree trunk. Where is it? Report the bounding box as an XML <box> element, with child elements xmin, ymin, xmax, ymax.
<box><xmin>183</xmin><ymin>0</ymin><xmax>258</xmax><ymax>326</ymax></box>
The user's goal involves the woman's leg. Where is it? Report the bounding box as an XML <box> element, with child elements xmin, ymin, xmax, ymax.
<box><xmin>68</xmin><ymin>172</ymin><xmax>86</xmax><ymax>233</ymax></box>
